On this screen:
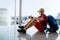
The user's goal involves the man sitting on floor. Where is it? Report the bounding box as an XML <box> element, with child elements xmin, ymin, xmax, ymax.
<box><xmin>17</xmin><ymin>8</ymin><xmax>48</xmax><ymax>33</ymax></box>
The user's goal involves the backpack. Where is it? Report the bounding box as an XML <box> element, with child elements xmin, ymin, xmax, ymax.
<box><xmin>48</xmin><ymin>15</ymin><xmax>59</xmax><ymax>32</ymax></box>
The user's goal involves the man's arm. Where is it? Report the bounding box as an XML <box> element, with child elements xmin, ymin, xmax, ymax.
<box><xmin>28</xmin><ymin>16</ymin><xmax>44</xmax><ymax>21</ymax></box>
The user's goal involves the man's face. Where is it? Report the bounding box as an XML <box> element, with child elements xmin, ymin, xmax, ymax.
<box><xmin>38</xmin><ymin>11</ymin><xmax>44</xmax><ymax>15</ymax></box>
<box><xmin>37</xmin><ymin>8</ymin><xmax>45</xmax><ymax>15</ymax></box>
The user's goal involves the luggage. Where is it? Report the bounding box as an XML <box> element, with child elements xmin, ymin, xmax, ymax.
<box><xmin>48</xmin><ymin>15</ymin><xmax>59</xmax><ymax>32</ymax></box>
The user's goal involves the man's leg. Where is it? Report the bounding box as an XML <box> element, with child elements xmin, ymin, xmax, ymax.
<box><xmin>17</xmin><ymin>18</ymin><xmax>37</xmax><ymax>33</ymax></box>
<box><xmin>24</xmin><ymin>18</ymin><xmax>37</xmax><ymax>29</ymax></box>
<box><xmin>18</xmin><ymin>19</ymin><xmax>33</xmax><ymax>28</ymax></box>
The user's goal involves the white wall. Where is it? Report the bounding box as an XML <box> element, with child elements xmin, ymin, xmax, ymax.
<box><xmin>22</xmin><ymin>0</ymin><xmax>60</xmax><ymax>18</ymax></box>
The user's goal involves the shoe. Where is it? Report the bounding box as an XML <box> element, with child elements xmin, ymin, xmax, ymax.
<box><xmin>17</xmin><ymin>29</ymin><xmax>26</xmax><ymax>34</ymax></box>
<box><xmin>18</xmin><ymin>26</ymin><xmax>24</xmax><ymax>29</ymax></box>
<box><xmin>45</xmin><ymin>28</ymin><xmax>49</xmax><ymax>33</ymax></box>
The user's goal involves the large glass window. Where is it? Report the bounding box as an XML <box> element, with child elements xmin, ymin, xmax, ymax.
<box><xmin>0</xmin><ymin>0</ymin><xmax>17</xmax><ymax>40</ymax></box>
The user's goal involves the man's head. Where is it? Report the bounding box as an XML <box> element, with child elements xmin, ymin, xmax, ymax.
<box><xmin>37</xmin><ymin>8</ymin><xmax>45</xmax><ymax>15</ymax></box>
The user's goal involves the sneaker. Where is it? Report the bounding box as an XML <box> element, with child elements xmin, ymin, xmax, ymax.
<box><xmin>17</xmin><ymin>29</ymin><xmax>26</xmax><ymax>34</ymax></box>
<box><xmin>45</xmin><ymin>28</ymin><xmax>50</xmax><ymax>33</ymax></box>
<box><xmin>18</xmin><ymin>26</ymin><xmax>24</xmax><ymax>29</ymax></box>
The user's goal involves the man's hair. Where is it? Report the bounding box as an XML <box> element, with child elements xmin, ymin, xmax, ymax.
<box><xmin>38</xmin><ymin>8</ymin><xmax>45</xmax><ymax>12</ymax></box>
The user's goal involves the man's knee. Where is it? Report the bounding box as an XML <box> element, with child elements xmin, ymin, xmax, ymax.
<box><xmin>33</xmin><ymin>18</ymin><xmax>36</xmax><ymax>21</ymax></box>
<box><xmin>32</xmin><ymin>18</ymin><xmax>37</xmax><ymax>23</ymax></box>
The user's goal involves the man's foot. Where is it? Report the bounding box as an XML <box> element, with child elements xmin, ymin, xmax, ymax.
<box><xmin>18</xmin><ymin>26</ymin><xmax>24</xmax><ymax>29</ymax></box>
<box><xmin>17</xmin><ymin>29</ymin><xmax>26</xmax><ymax>34</ymax></box>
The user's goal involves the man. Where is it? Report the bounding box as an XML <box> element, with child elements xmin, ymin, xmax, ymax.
<box><xmin>17</xmin><ymin>8</ymin><xmax>48</xmax><ymax>33</ymax></box>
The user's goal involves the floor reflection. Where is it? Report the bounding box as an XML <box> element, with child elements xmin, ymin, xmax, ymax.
<box><xmin>17</xmin><ymin>33</ymin><xmax>31</xmax><ymax>40</ymax></box>
<box><xmin>17</xmin><ymin>31</ymin><xmax>59</xmax><ymax>40</ymax></box>
<box><xmin>47</xmin><ymin>32</ymin><xmax>58</xmax><ymax>40</ymax></box>
<box><xmin>17</xmin><ymin>31</ymin><xmax>46</xmax><ymax>40</ymax></box>
<box><xmin>32</xmin><ymin>31</ymin><xmax>46</xmax><ymax>40</ymax></box>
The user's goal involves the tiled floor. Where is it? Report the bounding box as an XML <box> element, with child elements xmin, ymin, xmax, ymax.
<box><xmin>0</xmin><ymin>25</ymin><xmax>60</xmax><ymax>40</ymax></box>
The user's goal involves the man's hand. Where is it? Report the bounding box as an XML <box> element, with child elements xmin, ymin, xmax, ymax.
<box><xmin>28</xmin><ymin>16</ymin><xmax>33</xmax><ymax>19</ymax></box>
<box><xmin>28</xmin><ymin>16</ymin><xmax>44</xmax><ymax>21</ymax></box>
